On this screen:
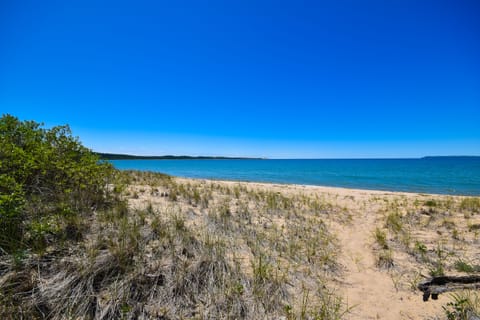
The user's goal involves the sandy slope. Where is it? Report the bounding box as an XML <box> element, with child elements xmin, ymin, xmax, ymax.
<box><xmin>333</xmin><ymin>203</ymin><xmax>447</xmax><ymax>319</ymax></box>
<box><xmin>278</xmin><ymin>184</ymin><xmax>451</xmax><ymax>319</ymax></box>
<box><xmin>129</xmin><ymin>177</ymin><xmax>479</xmax><ymax>319</ymax></box>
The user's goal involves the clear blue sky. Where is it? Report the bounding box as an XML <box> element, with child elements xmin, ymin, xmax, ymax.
<box><xmin>1</xmin><ymin>0</ymin><xmax>479</xmax><ymax>158</ymax></box>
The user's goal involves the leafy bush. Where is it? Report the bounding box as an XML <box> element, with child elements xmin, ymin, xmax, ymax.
<box><xmin>0</xmin><ymin>114</ymin><xmax>115</xmax><ymax>252</ymax></box>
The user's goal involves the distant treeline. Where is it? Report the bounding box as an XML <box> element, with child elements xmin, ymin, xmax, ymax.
<box><xmin>422</xmin><ymin>156</ymin><xmax>480</xmax><ymax>160</ymax></box>
<box><xmin>95</xmin><ymin>152</ymin><xmax>263</xmax><ymax>160</ymax></box>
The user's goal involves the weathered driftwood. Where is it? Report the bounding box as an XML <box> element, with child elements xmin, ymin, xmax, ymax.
<box><xmin>418</xmin><ymin>275</ymin><xmax>480</xmax><ymax>301</ymax></box>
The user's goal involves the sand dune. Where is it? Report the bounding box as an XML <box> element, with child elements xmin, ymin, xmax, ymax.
<box><xmin>124</xmin><ymin>174</ymin><xmax>479</xmax><ymax>319</ymax></box>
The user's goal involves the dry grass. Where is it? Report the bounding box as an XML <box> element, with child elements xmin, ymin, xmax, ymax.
<box><xmin>2</xmin><ymin>171</ymin><xmax>479</xmax><ymax>319</ymax></box>
<box><xmin>379</xmin><ymin>196</ymin><xmax>480</xmax><ymax>271</ymax></box>
<box><xmin>0</xmin><ymin>171</ymin><xmax>349</xmax><ymax>319</ymax></box>
<box><xmin>373</xmin><ymin>195</ymin><xmax>480</xmax><ymax>309</ymax></box>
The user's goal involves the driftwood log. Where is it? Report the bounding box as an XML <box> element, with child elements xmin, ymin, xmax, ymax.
<box><xmin>418</xmin><ymin>275</ymin><xmax>480</xmax><ymax>301</ymax></box>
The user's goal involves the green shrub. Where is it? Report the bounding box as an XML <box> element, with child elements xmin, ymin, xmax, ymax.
<box><xmin>0</xmin><ymin>175</ymin><xmax>26</xmax><ymax>249</ymax></box>
<box><xmin>0</xmin><ymin>114</ymin><xmax>115</xmax><ymax>252</ymax></box>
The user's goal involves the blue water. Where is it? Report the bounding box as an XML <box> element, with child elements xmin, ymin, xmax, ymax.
<box><xmin>110</xmin><ymin>158</ymin><xmax>480</xmax><ymax>195</ymax></box>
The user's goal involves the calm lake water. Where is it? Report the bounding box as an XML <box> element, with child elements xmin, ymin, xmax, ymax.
<box><xmin>110</xmin><ymin>158</ymin><xmax>480</xmax><ymax>196</ymax></box>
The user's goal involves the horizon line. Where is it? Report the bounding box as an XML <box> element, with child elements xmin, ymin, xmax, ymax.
<box><xmin>95</xmin><ymin>152</ymin><xmax>480</xmax><ymax>160</ymax></box>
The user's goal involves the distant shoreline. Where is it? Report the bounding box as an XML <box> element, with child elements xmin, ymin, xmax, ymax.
<box><xmin>97</xmin><ymin>153</ymin><xmax>480</xmax><ymax>161</ymax></box>
<box><xmin>95</xmin><ymin>152</ymin><xmax>265</xmax><ymax>160</ymax></box>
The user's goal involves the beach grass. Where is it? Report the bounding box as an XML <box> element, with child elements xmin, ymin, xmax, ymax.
<box><xmin>2</xmin><ymin>168</ymin><xmax>480</xmax><ymax>319</ymax></box>
<box><xmin>1</xmin><ymin>122</ymin><xmax>480</xmax><ymax>320</ymax></box>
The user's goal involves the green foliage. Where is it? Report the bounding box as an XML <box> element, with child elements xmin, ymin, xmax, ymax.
<box><xmin>424</xmin><ymin>199</ymin><xmax>438</xmax><ymax>207</ymax></box>
<box><xmin>454</xmin><ymin>260</ymin><xmax>480</xmax><ymax>273</ymax></box>
<box><xmin>414</xmin><ymin>241</ymin><xmax>427</xmax><ymax>255</ymax></box>
<box><xmin>385</xmin><ymin>211</ymin><xmax>403</xmax><ymax>234</ymax></box>
<box><xmin>443</xmin><ymin>291</ymin><xmax>480</xmax><ymax>320</ymax></box>
<box><xmin>429</xmin><ymin>244</ymin><xmax>447</xmax><ymax>277</ymax></box>
<box><xmin>0</xmin><ymin>114</ymin><xmax>115</xmax><ymax>252</ymax></box>
<box><xmin>376</xmin><ymin>249</ymin><xmax>394</xmax><ymax>269</ymax></box>
<box><xmin>0</xmin><ymin>175</ymin><xmax>26</xmax><ymax>249</ymax></box>
<box><xmin>0</xmin><ymin>175</ymin><xmax>25</xmax><ymax>218</ymax></box>
<box><xmin>374</xmin><ymin>227</ymin><xmax>388</xmax><ymax>249</ymax></box>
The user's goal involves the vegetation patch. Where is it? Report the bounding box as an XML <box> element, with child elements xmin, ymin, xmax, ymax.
<box><xmin>0</xmin><ymin>114</ymin><xmax>115</xmax><ymax>253</ymax></box>
<box><xmin>0</xmin><ymin>115</ymin><xmax>349</xmax><ymax>319</ymax></box>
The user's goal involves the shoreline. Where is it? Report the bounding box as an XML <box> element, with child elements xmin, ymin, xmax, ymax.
<box><xmin>173</xmin><ymin>175</ymin><xmax>476</xmax><ymax>198</ymax></box>
<box><xmin>111</xmin><ymin>157</ymin><xmax>480</xmax><ymax>196</ymax></box>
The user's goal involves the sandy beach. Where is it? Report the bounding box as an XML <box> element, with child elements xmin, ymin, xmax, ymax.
<box><xmin>5</xmin><ymin>1</ymin><xmax>480</xmax><ymax>317</ymax></box>
<box><xmin>125</xmin><ymin>173</ymin><xmax>480</xmax><ymax>319</ymax></box>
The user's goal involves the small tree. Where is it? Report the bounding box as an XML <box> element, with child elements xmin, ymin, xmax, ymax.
<box><xmin>0</xmin><ymin>114</ymin><xmax>115</xmax><ymax>252</ymax></box>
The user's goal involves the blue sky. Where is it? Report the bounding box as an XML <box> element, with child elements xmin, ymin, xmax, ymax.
<box><xmin>1</xmin><ymin>0</ymin><xmax>479</xmax><ymax>158</ymax></box>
